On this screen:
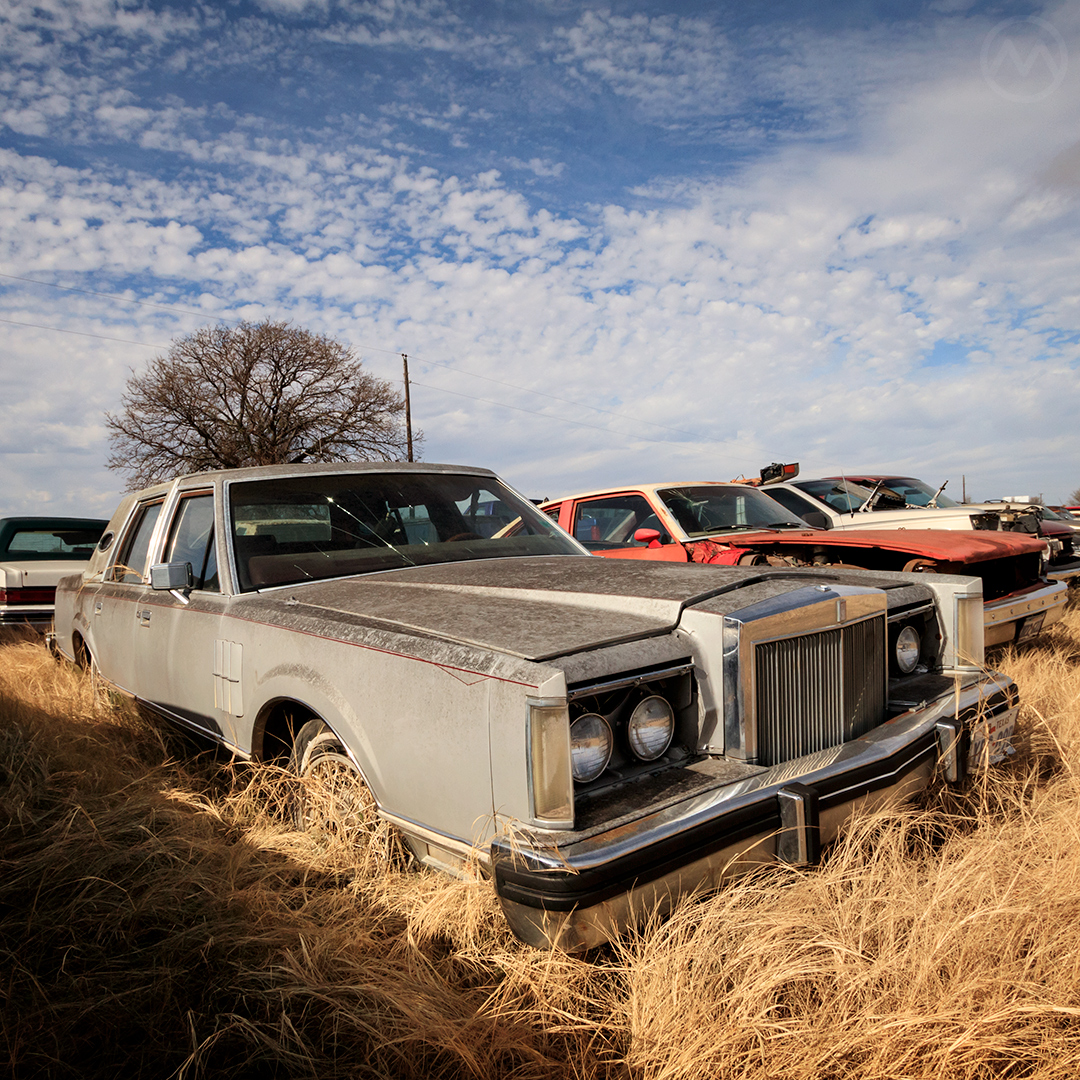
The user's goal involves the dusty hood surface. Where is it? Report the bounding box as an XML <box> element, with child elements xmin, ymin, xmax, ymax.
<box><xmin>271</xmin><ymin>555</ymin><xmax>760</xmax><ymax>661</ymax></box>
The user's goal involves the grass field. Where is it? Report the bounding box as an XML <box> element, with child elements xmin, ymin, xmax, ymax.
<box><xmin>4</xmin><ymin>606</ymin><xmax>1080</xmax><ymax>1079</ymax></box>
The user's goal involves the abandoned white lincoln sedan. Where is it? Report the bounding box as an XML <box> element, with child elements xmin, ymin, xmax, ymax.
<box><xmin>52</xmin><ymin>462</ymin><xmax>1018</xmax><ymax>949</ymax></box>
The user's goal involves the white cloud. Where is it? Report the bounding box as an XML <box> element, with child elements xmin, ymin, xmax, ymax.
<box><xmin>2</xmin><ymin>3</ymin><xmax>1080</xmax><ymax>514</ymax></box>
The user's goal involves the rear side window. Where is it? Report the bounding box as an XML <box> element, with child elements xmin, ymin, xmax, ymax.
<box><xmin>109</xmin><ymin>502</ymin><xmax>164</xmax><ymax>584</ymax></box>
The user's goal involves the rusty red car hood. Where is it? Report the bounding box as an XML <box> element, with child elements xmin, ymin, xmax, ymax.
<box><xmin>713</xmin><ymin>527</ymin><xmax>1045</xmax><ymax>564</ymax></box>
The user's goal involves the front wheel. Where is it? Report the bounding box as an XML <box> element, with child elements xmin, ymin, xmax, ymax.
<box><xmin>290</xmin><ymin>719</ymin><xmax>377</xmax><ymax>843</ymax></box>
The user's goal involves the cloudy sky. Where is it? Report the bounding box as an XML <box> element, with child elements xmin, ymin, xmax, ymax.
<box><xmin>2</xmin><ymin>0</ymin><xmax>1079</xmax><ymax>516</ymax></box>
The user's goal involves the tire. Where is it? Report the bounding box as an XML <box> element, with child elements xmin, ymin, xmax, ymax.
<box><xmin>290</xmin><ymin>718</ymin><xmax>376</xmax><ymax>842</ymax></box>
<box><xmin>902</xmin><ymin>558</ymin><xmax>939</xmax><ymax>573</ymax></box>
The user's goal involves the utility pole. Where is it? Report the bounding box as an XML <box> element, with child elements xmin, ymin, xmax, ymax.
<box><xmin>402</xmin><ymin>353</ymin><xmax>413</xmax><ymax>462</ymax></box>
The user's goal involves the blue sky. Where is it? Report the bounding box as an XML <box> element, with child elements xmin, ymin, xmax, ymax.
<box><xmin>2</xmin><ymin>0</ymin><xmax>1079</xmax><ymax>514</ymax></box>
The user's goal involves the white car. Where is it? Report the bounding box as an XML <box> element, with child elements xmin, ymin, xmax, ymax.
<box><xmin>52</xmin><ymin>463</ymin><xmax>1019</xmax><ymax>949</ymax></box>
<box><xmin>0</xmin><ymin>517</ymin><xmax>108</xmax><ymax>630</ymax></box>
<box><xmin>759</xmin><ymin>477</ymin><xmax>1004</xmax><ymax>533</ymax></box>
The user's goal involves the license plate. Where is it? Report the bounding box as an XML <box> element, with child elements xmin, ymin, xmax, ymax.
<box><xmin>968</xmin><ymin>706</ymin><xmax>1018</xmax><ymax>767</ymax></box>
<box><xmin>1017</xmin><ymin>612</ymin><xmax>1046</xmax><ymax>643</ymax></box>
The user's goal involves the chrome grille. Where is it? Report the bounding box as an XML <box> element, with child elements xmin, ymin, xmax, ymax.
<box><xmin>754</xmin><ymin>615</ymin><xmax>886</xmax><ymax>766</ymax></box>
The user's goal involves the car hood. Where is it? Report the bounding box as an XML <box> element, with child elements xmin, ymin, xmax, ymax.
<box><xmin>276</xmin><ymin>555</ymin><xmax>761</xmax><ymax>661</ymax></box>
<box><xmin>708</xmin><ymin>528</ymin><xmax>1046</xmax><ymax>564</ymax></box>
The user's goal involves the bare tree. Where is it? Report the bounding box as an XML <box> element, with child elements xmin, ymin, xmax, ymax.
<box><xmin>1070</xmin><ymin>487</ymin><xmax>1080</xmax><ymax>505</ymax></box>
<box><xmin>106</xmin><ymin>320</ymin><xmax>419</xmax><ymax>489</ymax></box>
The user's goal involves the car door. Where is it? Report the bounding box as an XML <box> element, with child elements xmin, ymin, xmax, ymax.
<box><xmin>128</xmin><ymin>489</ymin><xmax>237</xmax><ymax>746</ymax></box>
<box><xmin>568</xmin><ymin>493</ymin><xmax>687</xmax><ymax>560</ymax></box>
<box><xmin>90</xmin><ymin>497</ymin><xmax>168</xmax><ymax>692</ymax></box>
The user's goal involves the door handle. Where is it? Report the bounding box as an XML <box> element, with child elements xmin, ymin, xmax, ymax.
<box><xmin>138</xmin><ymin>609</ymin><xmax>151</xmax><ymax>626</ymax></box>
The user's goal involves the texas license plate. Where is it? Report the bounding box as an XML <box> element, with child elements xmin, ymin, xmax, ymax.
<box><xmin>968</xmin><ymin>706</ymin><xmax>1018</xmax><ymax>767</ymax></box>
<box><xmin>1017</xmin><ymin>612</ymin><xmax>1046</xmax><ymax>643</ymax></box>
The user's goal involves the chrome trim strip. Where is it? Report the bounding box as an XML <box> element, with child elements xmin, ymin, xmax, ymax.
<box><xmin>887</xmin><ymin>602</ymin><xmax>935</xmax><ymax>623</ymax></box>
<box><xmin>567</xmin><ymin>662</ymin><xmax>693</xmax><ymax>700</ymax></box>
<box><xmin>983</xmin><ymin>580</ymin><xmax>1067</xmax><ymax>625</ymax></box>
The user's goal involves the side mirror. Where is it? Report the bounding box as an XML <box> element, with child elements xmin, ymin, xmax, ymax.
<box><xmin>801</xmin><ymin>511</ymin><xmax>830</xmax><ymax>530</ymax></box>
<box><xmin>634</xmin><ymin>528</ymin><xmax>663</xmax><ymax>547</ymax></box>
<box><xmin>150</xmin><ymin>562</ymin><xmax>193</xmax><ymax>591</ymax></box>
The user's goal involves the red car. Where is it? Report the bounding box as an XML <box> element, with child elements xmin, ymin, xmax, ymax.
<box><xmin>540</xmin><ymin>482</ymin><xmax>1066</xmax><ymax>648</ymax></box>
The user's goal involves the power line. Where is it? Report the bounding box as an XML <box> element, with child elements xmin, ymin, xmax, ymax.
<box><xmin>0</xmin><ymin>316</ymin><xmax>168</xmax><ymax>349</ymax></box>
<box><xmin>405</xmin><ymin>351</ymin><xmax>716</xmax><ymax>443</ymax></box>
<box><xmin>2</xmin><ymin>270</ymin><xmax>718</xmax><ymax>442</ymax></box>
<box><xmin>0</xmin><ymin>271</ymin><xmax>226</xmax><ymax>321</ymax></box>
<box><xmin>410</xmin><ymin>380</ymin><xmax>685</xmax><ymax>446</ymax></box>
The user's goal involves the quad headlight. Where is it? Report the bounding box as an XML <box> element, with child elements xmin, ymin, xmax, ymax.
<box><xmin>895</xmin><ymin>625</ymin><xmax>921</xmax><ymax>674</ymax></box>
<box><xmin>627</xmin><ymin>695</ymin><xmax>675</xmax><ymax>761</ymax></box>
<box><xmin>569</xmin><ymin>712</ymin><xmax>613</xmax><ymax>782</ymax></box>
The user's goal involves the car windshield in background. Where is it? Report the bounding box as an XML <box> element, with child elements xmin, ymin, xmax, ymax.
<box><xmin>870</xmin><ymin>477</ymin><xmax>959</xmax><ymax>508</ymax></box>
<box><xmin>656</xmin><ymin>486</ymin><xmax>807</xmax><ymax>538</ymax></box>
<box><xmin>793</xmin><ymin>479</ymin><xmax>881</xmax><ymax>514</ymax></box>
<box><xmin>229</xmin><ymin>471</ymin><xmax>583</xmax><ymax>590</ymax></box>
<box><xmin>2</xmin><ymin>527</ymin><xmax>104</xmax><ymax>560</ymax></box>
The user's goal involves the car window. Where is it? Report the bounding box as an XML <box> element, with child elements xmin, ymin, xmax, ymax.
<box><xmin>572</xmin><ymin>495</ymin><xmax>671</xmax><ymax>547</ymax></box>
<box><xmin>164</xmin><ymin>493</ymin><xmax>219</xmax><ymax>592</ymax></box>
<box><xmin>792</xmin><ymin>480</ymin><xmax>876</xmax><ymax>514</ymax></box>
<box><xmin>3</xmin><ymin>526</ymin><xmax>102</xmax><ymax>559</ymax></box>
<box><xmin>762</xmin><ymin>487</ymin><xmax>818</xmax><ymax>520</ymax></box>
<box><xmin>655</xmin><ymin>486</ymin><xmax>806</xmax><ymax>538</ymax></box>
<box><xmin>872</xmin><ymin>478</ymin><xmax>959</xmax><ymax>508</ymax></box>
<box><xmin>109</xmin><ymin>501</ymin><xmax>164</xmax><ymax>584</ymax></box>
<box><xmin>228</xmin><ymin>472</ymin><xmax>586</xmax><ymax>591</ymax></box>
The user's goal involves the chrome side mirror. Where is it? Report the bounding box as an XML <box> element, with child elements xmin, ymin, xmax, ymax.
<box><xmin>150</xmin><ymin>561</ymin><xmax>193</xmax><ymax>591</ymax></box>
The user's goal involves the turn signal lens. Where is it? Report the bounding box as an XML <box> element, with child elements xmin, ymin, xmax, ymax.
<box><xmin>627</xmin><ymin>695</ymin><xmax>675</xmax><ymax>761</ymax></box>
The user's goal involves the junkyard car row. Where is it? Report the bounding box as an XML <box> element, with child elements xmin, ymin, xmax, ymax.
<box><xmin>50</xmin><ymin>462</ymin><xmax>1025</xmax><ymax>948</ymax></box>
<box><xmin>540</xmin><ymin>480</ymin><xmax>1066</xmax><ymax>648</ymax></box>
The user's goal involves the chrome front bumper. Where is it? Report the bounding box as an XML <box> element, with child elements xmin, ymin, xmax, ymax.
<box><xmin>1046</xmin><ymin>559</ymin><xmax>1080</xmax><ymax>585</ymax></box>
<box><xmin>492</xmin><ymin>672</ymin><xmax>1018</xmax><ymax>950</ymax></box>
<box><xmin>983</xmin><ymin>580</ymin><xmax>1068</xmax><ymax>647</ymax></box>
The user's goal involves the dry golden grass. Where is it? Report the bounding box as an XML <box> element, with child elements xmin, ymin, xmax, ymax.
<box><xmin>4</xmin><ymin>603</ymin><xmax>1080</xmax><ymax>1078</ymax></box>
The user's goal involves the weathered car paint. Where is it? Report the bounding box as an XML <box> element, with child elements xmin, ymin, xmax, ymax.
<box><xmin>542</xmin><ymin>485</ymin><xmax>1066</xmax><ymax>647</ymax></box>
<box><xmin>53</xmin><ymin>463</ymin><xmax>1019</xmax><ymax>948</ymax></box>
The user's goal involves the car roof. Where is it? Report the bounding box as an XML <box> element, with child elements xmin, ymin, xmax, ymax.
<box><xmin>0</xmin><ymin>516</ymin><xmax>109</xmax><ymax>529</ymax></box>
<box><xmin>542</xmin><ymin>481</ymin><xmax>752</xmax><ymax>506</ymax></box>
<box><xmin>129</xmin><ymin>461</ymin><xmax>501</xmax><ymax>498</ymax></box>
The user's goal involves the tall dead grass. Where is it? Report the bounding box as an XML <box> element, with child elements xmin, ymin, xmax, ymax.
<box><xmin>3</xmin><ymin>604</ymin><xmax>1080</xmax><ymax>1078</ymax></box>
